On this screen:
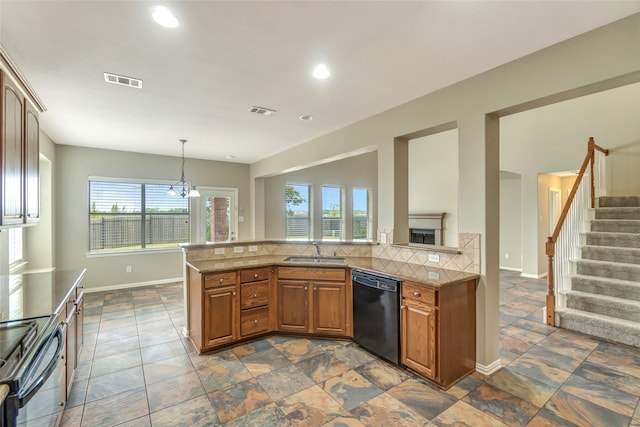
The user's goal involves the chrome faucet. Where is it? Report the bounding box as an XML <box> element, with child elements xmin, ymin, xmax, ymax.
<box><xmin>312</xmin><ymin>241</ymin><xmax>321</xmax><ymax>257</ymax></box>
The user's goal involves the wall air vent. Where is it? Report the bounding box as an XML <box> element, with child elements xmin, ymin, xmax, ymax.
<box><xmin>104</xmin><ymin>72</ymin><xmax>143</xmax><ymax>89</ymax></box>
<box><xmin>249</xmin><ymin>106</ymin><xmax>277</xmax><ymax>116</ymax></box>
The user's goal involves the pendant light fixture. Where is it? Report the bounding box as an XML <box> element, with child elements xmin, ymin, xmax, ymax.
<box><xmin>167</xmin><ymin>139</ymin><xmax>200</xmax><ymax>198</ymax></box>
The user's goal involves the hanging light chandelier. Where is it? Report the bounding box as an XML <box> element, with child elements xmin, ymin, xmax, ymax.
<box><xmin>167</xmin><ymin>139</ymin><xmax>200</xmax><ymax>198</ymax></box>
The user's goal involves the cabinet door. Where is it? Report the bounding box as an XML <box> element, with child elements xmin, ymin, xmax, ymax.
<box><xmin>401</xmin><ymin>303</ymin><xmax>437</xmax><ymax>379</ymax></box>
<box><xmin>65</xmin><ymin>307</ymin><xmax>77</xmax><ymax>397</ymax></box>
<box><xmin>312</xmin><ymin>281</ymin><xmax>346</xmax><ymax>336</ymax></box>
<box><xmin>277</xmin><ymin>280</ymin><xmax>309</xmax><ymax>333</ymax></box>
<box><xmin>1</xmin><ymin>74</ymin><xmax>24</xmax><ymax>225</ymax></box>
<box><xmin>76</xmin><ymin>295</ymin><xmax>84</xmax><ymax>362</ymax></box>
<box><xmin>204</xmin><ymin>286</ymin><xmax>237</xmax><ymax>348</ymax></box>
<box><xmin>24</xmin><ymin>102</ymin><xmax>39</xmax><ymax>223</ymax></box>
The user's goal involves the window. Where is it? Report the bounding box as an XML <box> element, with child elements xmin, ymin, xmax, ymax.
<box><xmin>322</xmin><ymin>185</ymin><xmax>344</xmax><ymax>240</ymax></box>
<box><xmin>285</xmin><ymin>184</ymin><xmax>311</xmax><ymax>240</ymax></box>
<box><xmin>89</xmin><ymin>179</ymin><xmax>189</xmax><ymax>252</ymax></box>
<box><xmin>353</xmin><ymin>188</ymin><xmax>372</xmax><ymax>241</ymax></box>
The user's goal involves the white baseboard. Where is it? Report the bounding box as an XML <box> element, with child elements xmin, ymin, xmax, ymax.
<box><xmin>520</xmin><ymin>272</ymin><xmax>548</xmax><ymax>279</ymax></box>
<box><xmin>476</xmin><ymin>358</ymin><xmax>502</xmax><ymax>376</ymax></box>
<box><xmin>499</xmin><ymin>266</ymin><xmax>522</xmax><ymax>272</ymax></box>
<box><xmin>85</xmin><ymin>277</ymin><xmax>182</xmax><ymax>293</ymax></box>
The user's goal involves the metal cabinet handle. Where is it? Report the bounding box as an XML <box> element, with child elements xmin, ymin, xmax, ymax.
<box><xmin>253</xmin><ymin>319</ymin><xmax>258</xmax><ymax>324</ymax></box>
<box><xmin>254</xmin><ymin>273</ymin><xmax>259</xmax><ymax>278</ymax></box>
<box><xmin>413</xmin><ymin>292</ymin><xmax>421</xmax><ymax>297</ymax></box>
<box><xmin>232</xmin><ymin>291</ymin><xmax>236</xmax><ymax>296</ymax></box>
<box><xmin>304</xmin><ymin>286</ymin><xmax>308</xmax><ymax>291</ymax></box>
<box><xmin>219</xmin><ymin>278</ymin><xmax>224</xmax><ymax>283</ymax></box>
<box><xmin>252</xmin><ymin>293</ymin><xmax>259</xmax><ymax>298</ymax></box>
<box><xmin>314</xmin><ymin>287</ymin><xmax>317</xmax><ymax>291</ymax></box>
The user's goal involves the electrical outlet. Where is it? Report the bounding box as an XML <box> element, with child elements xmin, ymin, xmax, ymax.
<box><xmin>428</xmin><ymin>271</ymin><xmax>440</xmax><ymax>281</ymax></box>
<box><xmin>428</xmin><ymin>253</ymin><xmax>440</xmax><ymax>263</ymax></box>
<box><xmin>214</xmin><ymin>247</ymin><xmax>225</xmax><ymax>255</ymax></box>
<box><xmin>233</xmin><ymin>246</ymin><xmax>243</xmax><ymax>253</ymax></box>
<box><xmin>380</xmin><ymin>233</ymin><xmax>387</xmax><ymax>244</ymax></box>
<box><xmin>248</xmin><ymin>245</ymin><xmax>258</xmax><ymax>252</ymax></box>
<box><xmin>239</xmin><ymin>216</ymin><xmax>245</xmax><ymax>222</ymax></box>
<box><xmin>126</xmin><ymin>266</ymin><xmax>132</xmax><ymax>273</ymax></box>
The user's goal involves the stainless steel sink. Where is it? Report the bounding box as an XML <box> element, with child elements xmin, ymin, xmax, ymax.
<box><xmin>284</xmin><ymin>256</ymin><xmax>346</xmax><ymax>263</ymax></box>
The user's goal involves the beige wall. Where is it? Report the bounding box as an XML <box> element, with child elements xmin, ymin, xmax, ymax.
<box><xmin>408</xmin><ymin>129</ymin><xmax>459</xmax><ymax>247</ymax></box>
<box><xmin>263</xmin><ymin>152</ymin><xmax>377</xmax><ymax>240</ymax></box>
<box><xmin>54</xmin><ymin>144</ymin><xmax>251</xmax><ymax>289</ymax></box>
<box><xmin>499</xmin><ymin>172</ymin><xmax>522</xmax><ymax>271</ymax></box>
<box><xmin>250</xmin><ymin>15</ymin><xmax>640</xmax><ymax>367</ymax></box>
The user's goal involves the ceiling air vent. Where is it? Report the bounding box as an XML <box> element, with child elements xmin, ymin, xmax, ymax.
<box><xmin>249</xmin><ymin>106</ymin><xmax>277</xmax><ymax>116</ymax></box>
<box><xmin>104</xmin><ymin>72</ymin><xmax>143</xmax><ymax>89</ymax></box>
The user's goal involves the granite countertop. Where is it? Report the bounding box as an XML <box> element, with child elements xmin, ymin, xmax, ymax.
<box><xmin>186</xmin><ymin>256</ymin><xmax>478</xmax><ymax>288</ymax></box>
<box><xmin>0</xmin><ymin>269</ymin><xmax>86</xmax><ymax>322</ymax></box>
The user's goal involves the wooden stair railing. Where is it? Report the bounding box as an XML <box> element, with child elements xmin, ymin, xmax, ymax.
<box><xmin>545</xmin><ymin>137</ymin><xmax>609</xmax><ymax>326</ymax></box>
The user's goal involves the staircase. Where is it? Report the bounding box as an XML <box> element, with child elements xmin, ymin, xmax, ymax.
<box><xmin>558</xmin><ymin>195</ymin><xmax>640</xmax><ymax>347</ymax></box>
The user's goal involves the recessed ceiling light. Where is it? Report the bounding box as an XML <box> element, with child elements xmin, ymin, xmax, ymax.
<box><xmin>299</xmin><ymin>115</ymin><xmax>314</xmax><ymax>121</ymax></box>
<box><xmin>152</xmin><ymin>6</ymin><xmax>179</xmax><ymax>28</ymax></box>
<box><xmin>312</xmin><ymin>64</ymin><xmax>331</xmax><ymax>79</ymax></box>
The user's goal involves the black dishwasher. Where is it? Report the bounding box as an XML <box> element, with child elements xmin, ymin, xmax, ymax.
<box><xmin>352</xmin><ymin>269</ymin><xmax>401</xmax><ymax>365</ymax></box>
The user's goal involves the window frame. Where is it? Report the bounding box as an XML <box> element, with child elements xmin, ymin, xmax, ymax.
<box><xmin>352</xmin><ymin>187</ymin><xmax>373</xmax><ymax>241</ymax></box>
<box><xmin>321</xmin><ymin>185</ymin><xmax>345</xmax><ymax>241</ymax></box>
<box><xmin>285</xmin><ymin>182</ymin><xmax>313</xmax><ymax>241</ymax></box>
<box><xmin>88</xmin><ymin>176</ymin><xmax>190</xmax><ymax>254</ymax></box>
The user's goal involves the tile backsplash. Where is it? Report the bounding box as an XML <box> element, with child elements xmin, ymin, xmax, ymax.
<box><xmin>184</xmin><ymin>232</ymin><xmax>480</xmax><ymax>274</ymax></box>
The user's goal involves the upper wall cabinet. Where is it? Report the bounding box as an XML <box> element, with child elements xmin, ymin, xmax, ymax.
<box><xmin>24</xmin><ymin>100</ymin><xmax>39</xmax><ymax>223</ymax></box>
<box><xmin>0</xmin><ymin>69</ymin><xmax>39</xmax><ymax>227</ymax></box>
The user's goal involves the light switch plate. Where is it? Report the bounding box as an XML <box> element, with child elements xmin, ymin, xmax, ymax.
<box><xmin>428</xmin><ymin>271</ymin><xmax>440</xmax><ymax>281</ymax></box>
<box><xmin>248</xmin><ymin>245</ymin><xmax>258</xmax><ymax>252</ymax></box>
<box><xmin>233</xmin><ymin>246</ymin><xmax>243</xmax><ymax>253</ymax></box>
<box><xmin>428</xmin><ymin>253</ymin><xmax>440</xmax><ymax>263</ymax></box>
<box><xmin>214</xmin><ymin>248</ymin><xmax>225</xmax><ymax>255</ymax></box>
<box><xmin>380</xmin><ymin>233</ymin><xmax>387</xmax><ymax>244</ymax></box>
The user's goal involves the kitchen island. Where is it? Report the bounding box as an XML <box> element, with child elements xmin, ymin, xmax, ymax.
<box><xmin>185</xmin><ymin>251</ymin><xmax>478</xmax><ymax>388</ymax></box>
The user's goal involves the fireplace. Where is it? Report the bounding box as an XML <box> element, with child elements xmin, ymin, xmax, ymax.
<box><xmin>408</xmin><ymin>213</ymin><xmax>446</xmax><ymax>246</ymax></box>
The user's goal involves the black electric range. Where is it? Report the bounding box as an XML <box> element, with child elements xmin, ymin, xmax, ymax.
<box><xmin>0</xmin><ymin>270</ymin><xmax>85</xmax><ymax>427</ymax></box>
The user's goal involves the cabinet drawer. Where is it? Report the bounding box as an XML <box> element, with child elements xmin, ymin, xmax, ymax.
<box><xmin>204</xmin><ymin>272</ymin><xmax>237</xmax><ymax>289</ymax></box>
<box><xmin>402</xmin><ymin>282</ymin><xmax>437</xmax><ymax>306</ymax></box>
<box><xmin>278</xmin><ymin>267</ymin><xmax>346</xmax><ymax>282</ymax></box>
<box><xmin>241</xmin><ymin>282</ymin><xmax>269</xmax><ymax>309</ymax></box>
<box><xmin>240</xmin><ymin>268</ymin><xmax>270</xmax><ymax>284</ymax></box>
<box><xmin>240</xmin><ymin>307</ymin><xmax>269</xmax><ymax>337</ymax></box>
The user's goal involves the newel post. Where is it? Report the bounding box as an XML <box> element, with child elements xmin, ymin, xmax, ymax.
<box><xmin>545</xmin><ymin>237</ymin><xmax>556</xmax><ymax>326</ymax></box>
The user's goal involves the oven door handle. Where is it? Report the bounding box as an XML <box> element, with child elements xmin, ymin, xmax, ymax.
<box><xmin>17</xmin><ymin>325</ymin><xmax>64</xmax><ymax>407</ymax></box>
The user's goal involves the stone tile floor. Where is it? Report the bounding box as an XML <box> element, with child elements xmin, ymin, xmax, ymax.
<box><xmin>60</xmin><ymin>270</ymin><xmax>640</xmax><ymax>426</ymax></box>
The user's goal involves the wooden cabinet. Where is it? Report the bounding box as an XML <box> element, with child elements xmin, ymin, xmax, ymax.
<box><xmin>64</xmin><ymin>281</ymin><xmax>84</xmax><ymax>396</ymax></box>
<box><xmin>277</xmin><ymin>267</ymin><xmax>351</xmax><ymax>337</ymax></box>
<box><xmin>204</xmin><ymin>286</ymin><xmax>237</xmax><ymax>347</ymax></box>
<box><xmin>188</xmin><ymin>268</ymin><xmax>239</xmax><ymax>353</ymax></box>
<box><xmin>0</xmin><ymin>69</ymin><xmax>39</xmax><ymax>227</ymax></box>
<box><xmin>400</xmin><ymin>278</ymin><xmax>476</xmax><ymax>388</ymax></box>
<box><xmin>278</xmin><ymin>280</ymin><xmax>309</xmax><ymax>333</ymax></box>
<box><xmin>0</xmin><ymin>71</ymin><xmax>24</xmax><ymax>226</ymax></box>
<box><xmin>239</xmin><ymin>267</ymin><xmax>273</xmax><ymax>338</ymax></box>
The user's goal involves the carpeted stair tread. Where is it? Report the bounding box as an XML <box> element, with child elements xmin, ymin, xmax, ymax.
<box><xmin>576</xmin><ymin>259</ymin><xmax>640</xmax><ymax>282</ymax></box>
<box><xmin>571</xmin><ymin>274</ymin><xmax>640</xmax><ymax>301</ymax></box>
<box><xmin>581</xmin><ymin>245</ymin><xmax>640</xmax><ymax>264</ymax></box>
<box><xmin>594</xmin><ymin>207</ymin><xmax>640</xmax><ymax>220</ymax></box>
<box><xmin>566</xmin><ymin>290</ymin><xmax>640</xmax><ymax>322</ymax></box>
<box><xmin>585</xmin><ymin>231</ymin><xmax>640</xmax><ymax>248</ymax></box>
<box><xmin>598</xmin><ymin>195</ymin><xmax>640</xmax><ymax>208</ymax></box>
<box><xmin>557</xmin><ymin>308</ymin><xmax>640</xmax><ymax>347</ymax></box>
<box><xmin>590</xmin><ymin>219</ymin><xmax>640</xmax><ymax>233</ymax></box>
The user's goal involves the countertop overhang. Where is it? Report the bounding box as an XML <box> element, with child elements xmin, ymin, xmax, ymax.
<box><xmin>186</xmin><ymin>256</ymin><xmax>478</xmax><ymax>288</ymax></box>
